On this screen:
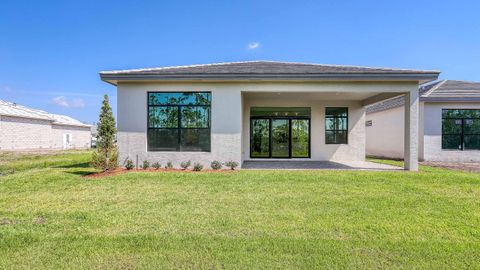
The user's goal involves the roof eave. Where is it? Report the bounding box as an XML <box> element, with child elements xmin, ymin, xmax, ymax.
<box><xmin>421</xmin><ymin>97</ymin><xmax>480</xmax><ymax>102</ymax></box>
<box><xmin>100</xmin><ymin>72</ymin><xmax>440</xmax><ymax>86</ymax></box>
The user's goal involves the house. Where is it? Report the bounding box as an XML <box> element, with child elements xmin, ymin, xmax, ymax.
<box><xmin>366</xmin><ymin>80</ymin><xmax>480</xmax><ymax>162</ymax></box>
<box><xmin>99</xmin><ymin>60</ymin><xmax>440</xmax><ymax>171</ymax></box>
<box><xmin>0</xmin><ymin>100</ymin><xmax>91</xmax><ymax>151</ymax></box>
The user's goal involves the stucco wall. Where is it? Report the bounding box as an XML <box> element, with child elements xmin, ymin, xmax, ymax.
<box><xmin>366</xmin><ymin>106</ymin><xmax>405</xmax><ymax>159</ymax></box>
<box><xmin>366</xmin><ymin>102</ymin><xmax>480</xmax><ymax>162</ymax></box>
<box><xmin>242</xmin><ymin>96</ymin><xmax>365</xmax><ymax>161</ymax></box>
<box><xmin>423</xmin><ymin>102</ymin><xmax>480</xmax><ymax>162</ymax></box>
<box><xmin>117</xmin><ymin>81</ymin><xmax>416</xmax><ymax>167</ymax></box>
<box><xmin>0</xmin><ymin>115</ymin><xmax>91</xmax><ymax>151</ymax></box>
<box><xmin>117</xmin><ymin>82</ymin><xmax>243</xmax><ymax>168</ymax></box>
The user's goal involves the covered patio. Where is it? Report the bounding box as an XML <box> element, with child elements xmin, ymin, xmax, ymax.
<box><xmin>241</xmin><ymin>85</ymin><xmax>423</xmax><ymax>171</ymax></box>
<box><xmin>242</xmin><ymin>160</ymin><xmax>402</xmax><ymax>171</ymax></box>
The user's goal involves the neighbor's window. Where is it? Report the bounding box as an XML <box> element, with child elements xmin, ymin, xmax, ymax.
<box><xmin>325</xmin><ymin>107</ymin><xmax>348</xmax><ymax>144</ymax></box>
<box><xmin>147</xmin><ymin>92</ymin><xmax>211</xmax><ymax>151</ymax></box>
<box><xmin>442</xmin><ymin>109</ymin><xmax>480</xmax><ymax>150</ymax></box>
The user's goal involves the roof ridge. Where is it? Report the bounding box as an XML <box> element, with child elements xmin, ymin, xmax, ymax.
<box><xmin>443</xmin><ymin>79</ymin><xmax>480</xmax><ymax>84</ymax></box>
<box><xmin>0</xmin><ymin>99</ymin><xmax>52</xmax><ymax>118</ymax></box>
<box><xmin>100</xmin><ymin>60</ymin><xmax>441</xmax><ymax>74</ymax></box>
<box><xmin>421</xmin><ymin>80</ymin><xmax>447</xmax><ymax>97</ymax></box>
<box><xmin>99</xmin><ymin>60</ymin><xmax>268</xmax><ymax>74</ymax></box>
<box><xmin>0</xmin><ymin>99</ymin><xmax>90</xmax><ymax>127</ymax></box>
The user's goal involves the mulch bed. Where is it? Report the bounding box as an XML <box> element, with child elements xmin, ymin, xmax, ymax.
<box><xmin>83</xmin><ymin>168</ymin><xmax>238</xmax><ymax>179</ymax></box>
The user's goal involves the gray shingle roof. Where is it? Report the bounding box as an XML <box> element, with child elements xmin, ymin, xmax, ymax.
<box><xmin>421</xmin><ymin>80</ymin><xmax>480</xmax><ymax>100</ymax></box>
<box><xmin>100</xmin><ymin>61</ymin><xmax>439</xmax><ymax>84</ymax></box>
<box><xmin>366</xmin><ymin>96</ymin><xmax>406</xmax><ymax>114</ymax></box>
<box><xmin>0</xmin><ymin>100</ymin><xmax>91</xmax><ymax>127</ymax></box>
<box><xmin>366</xmin><ymin>80</ymin><xmax>480</xmax><ymax>114</ymax></box>
<box><xmin>101</xmin><ymin>60</ymin><xmax>438</xmax><ymax>75</ymax></box>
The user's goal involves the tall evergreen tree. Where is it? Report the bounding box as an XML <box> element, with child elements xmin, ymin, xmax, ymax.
<box><xmin>91</xmin><ymin>95</ymin><xmax>118</xmax><ymax>171</ymax></box>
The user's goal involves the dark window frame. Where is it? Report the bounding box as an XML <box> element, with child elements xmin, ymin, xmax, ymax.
<box><xmin>250</xmin><ymin>117</ymin><xmax>311</xmax><ymax>159</ymax></box>
<box><xmin>442</xmin><ymin>109</ymin><xmax>480</xmax><ymax>151</ymax></box>
<box><xmin>147</xmin><ymin>91</ymin><xmax>211</xmax><ymax>152</ymax></box>
<box><xmin>325</xmin><ymin>107</ymin><xmax>348</xmax><ymax>144</ymax></box>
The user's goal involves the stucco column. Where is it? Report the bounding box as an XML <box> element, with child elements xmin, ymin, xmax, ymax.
<box><xmin>404</xmin><ymin>88</ymin><xmax>419</xmax><ymax>171</ymax></box>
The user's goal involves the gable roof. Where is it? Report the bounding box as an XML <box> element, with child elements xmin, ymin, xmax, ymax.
<box><xmin>0</xmin><ymin>100</ymin><xmax>91</xmax><ymax>127</ymax></box>
<box><xmin>100</xmin><ymin>60</ymin><xmax>439</xmax><ymax>85</ymax></box>
<box><xmin>366</xmin><ymin>80</ymin><xmax>480</xmax><ymax>114</ymax></box>
<box><xmin>420</xmin><ymin>80</ymin><xmax>480</xmax><ymax>101</ymax></box>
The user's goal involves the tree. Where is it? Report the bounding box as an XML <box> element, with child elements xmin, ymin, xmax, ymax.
<box><xmin>91</xmin><ymin>94</ymin><xmax>118</xmax><ymax>171</ymax></box>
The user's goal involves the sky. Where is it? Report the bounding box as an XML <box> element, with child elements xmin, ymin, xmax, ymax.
<box><xmin>1</xmin><ymin>0</ymin><xmax>480</xmax><ymax>123</ymax></box>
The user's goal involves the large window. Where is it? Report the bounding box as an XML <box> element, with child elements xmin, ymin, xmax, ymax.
<box><xmin>148</xmin><ymin>92</ymin><xmax>211</xmax><ymax>151</ymax></box>
<box><xmin>250</xmin><ymin>107</ymin><xmax>310</xmax><ymax>158</ymax></box>
<box><xmin>325</xmin><ymin>107</ymin><xmax>348</xmax><ymax>144</ymax></box>
<box><xmin>442</xmin><ymin>109</ymin><xmax>480</xmax><ymax>150</ymax></box>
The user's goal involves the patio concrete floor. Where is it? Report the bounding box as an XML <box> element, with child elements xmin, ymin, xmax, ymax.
<box><xmin>242</xmin><ymin>160</ymin><xmax>402</xmax><ymax>171</ymax></box>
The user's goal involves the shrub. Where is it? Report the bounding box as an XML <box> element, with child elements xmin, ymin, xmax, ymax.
<box><xmin>142</xmin><ymin>160</ymin><xmax>150</xmax><ymax>169</ymax></box>
<box><xmin>193</xmin><ymin>162</ymin><xmax>203</xmax><ymax>171</ymax></box>
<box><xmin>180</xmin><ymin>160</ymin><xmax>191</xmax><ymax>170</ymax></box>
<box><xmin>165</xmin><ymin>161</ymin><xmax>173</xmax><ymax>169</ymax></box>
<box><xmin>224</xmin><ymin>160</ymin><xmax>239</xmax><ymax>170</ymax></box>
<box><xmin>92</xmin><ymin>147</ymin><xmax>119</xmax><ymax>172</ymax></box>
<box><xmin>210</xmin><ymin>160</ymin><xmax>222</xmax><ymax>170</ymax></box>
<box><xmin>125</xmin><ymin>159</ymin><xmax>134</xmax><ymax>170</ymax></box>
<box><xmin>152</xmin><ymin>162</ymin><xmax>161</xmax><ymax>170</ymax></box>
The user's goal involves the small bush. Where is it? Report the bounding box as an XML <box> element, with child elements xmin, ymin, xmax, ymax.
<box><xmin>180</xmin><ymin>160</ymin><xmax>191</xmax><ymax>170</ymax></box>
<box><xmin>193</xmin><ymin>162</ymin><xmax>203</xmax><ymax>171</ymax></box>
<box><xmin>225</xmin><ymin>160</ymin><xmax>239</xmax><ymax>170</ymax></box>
<box><xmin>142</xmin><ymin>160</ymin><xmax>150</xmax><ymax>169</ymax></box>
<box><xmin>210</xmin><ymin>160</ymin><xmax>222</xmax><ymax>170</ymax></box>
<box><xmin>152</xmin><ymin>162</ymin><xmax>161</xmax><ymax>169</ymax></box>
<box><xmin>165</xmin><ymin>161</ymin><xmax>173</xmax><ymax>169</ymax></box>
<box><xmin>91</xmin><ymin>147</ymin><xmax>119</xmax><ymax>172</ymax></box>
<box><xmin>125</xmin><ymin>159</ymin><xmax>134</xmax><ymax>170</ymax></box>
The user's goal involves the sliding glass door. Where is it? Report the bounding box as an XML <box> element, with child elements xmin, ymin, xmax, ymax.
<box><xmin>291</xmin><ymin>119</ymin><xmax>310</xmax><ymax>158</ymax></box>
<box><xmin>271</xmin><ymin>119</ymin><xmax>290</xmax><ymax>158</ymax></box>
<box><xmin>250</xmin><ymin>117</ymin><xmax>310</xmax><ymax>158</ymax></box>
<box><xmin>251</xmin><ymin>119</ymin><xmax>270</xmax><ymax>158</ymax></box>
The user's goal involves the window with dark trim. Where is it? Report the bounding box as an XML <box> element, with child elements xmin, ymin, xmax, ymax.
<box><xmin>325</xmin><ymin>107</ymin><xmax>348</xmax><ymax>144</ymax></box>
<box><xmin>147</xmin><ymin>92</ymin><xmax>211</xmax><ymax>152</ymax></box>
<box><xmin>442</xmin><ymin>109</ymin><xmax>480</xmax><ymax>150</ymax></box>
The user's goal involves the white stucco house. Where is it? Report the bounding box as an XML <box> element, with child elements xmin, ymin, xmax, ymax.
<box><xmin>0</xmin><ymin>100</ymin><xmax>92</xmax><ymax>151</ymax></box>
<box><xmin>366</xmin><ymin>80</ymin><xmax>480</xmax><ymax>162</ymax></box>
<box><xmin>100</xmin><ymin>61</ymin><xmax>441</xmax><ymax>171</ymax></box>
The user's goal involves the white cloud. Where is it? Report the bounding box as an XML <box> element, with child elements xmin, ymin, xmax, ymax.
<box><xmin>247</xmin><ymin>42</ymin><xmax>260</xmax><ymax>50</ymax></box>
<box><xmin>51</xmin><ymin>96</ymin><xmax>85</xmax><ymax>108</ymax></box>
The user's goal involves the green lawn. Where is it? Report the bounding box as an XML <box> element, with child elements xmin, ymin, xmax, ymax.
<box><xmin>1</xmin><ymin>152</ymin><xmax>479</xmax><ymax>269</ymax></box>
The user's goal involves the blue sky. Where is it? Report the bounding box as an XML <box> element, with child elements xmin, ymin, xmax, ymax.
<box><xmin>1</xmin><ymin>0</ymin><xmax>479</xmax><ymax>123</ymax></box>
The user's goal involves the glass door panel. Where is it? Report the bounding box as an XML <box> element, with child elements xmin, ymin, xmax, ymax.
<box><xmin>291</xmin><ymin>119</ymin><xmax>309</xmax><ymax>157</ymax></box>
<box><xmin>251</xmin><ymin>119</ymin><xmax>270</xmax><ymax>158</ymax></box>
<box><xmin>271</xmin><ymin>119</ymin><xmax>290</xmax><ymax>158</ymax></box>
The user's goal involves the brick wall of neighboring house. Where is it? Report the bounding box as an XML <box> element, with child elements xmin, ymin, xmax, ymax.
<box><xmin>51</xmin><ymin>124</ymin><xmax>91</xmax><ymax>149</ymax></box>
<box><xmin>0</xmin><ymin>115</ymin><xmax>91</xmax><ymax>151</ymax></box>
<box><xmin>0</xmin><ymin>115</ymin><xmax>53</xmax><ymax>150</ymax></box>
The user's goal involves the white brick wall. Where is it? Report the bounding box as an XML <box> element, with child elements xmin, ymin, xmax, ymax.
<box><xmin>51</xmin><ymin>124</ymin><xmax>92</xmax><ymax>150</ymax></box>
<box><xmin>0</xmin><ymin>115</ymin><xmax>91</xmax><ymax>151</ymax></box>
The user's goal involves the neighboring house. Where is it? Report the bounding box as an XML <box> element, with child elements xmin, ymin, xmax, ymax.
<box><xmin>100</xmin><ymin>60</ymin><xmax>440</xmax><ymax>171</ymax></box>
<box><xmin>366</xmin><ymin>80</ymin><xmax>480</xmax><ymax>162</ymax></box>
<box><xmin>0</xmin><ymin>100</ymin><xmax>91</xmax><ymax>151</ymax></box>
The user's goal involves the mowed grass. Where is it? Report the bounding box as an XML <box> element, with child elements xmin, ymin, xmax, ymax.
<box><xmin>0</xmin><ymin>150</ymin><xmax>91</xmax><ymax>174</ymax></box>
<box><xmin>0</xmin><ymin>153</ymin><xmax>479</xmax><ymax>269</ymax></box>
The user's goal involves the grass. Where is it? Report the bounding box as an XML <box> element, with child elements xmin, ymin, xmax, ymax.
<box><xmin>1</xmin><ymin>152</ymin><xmax>479</xmax><ymax>269</ymax></box>
<box><xmin>0</xmin><ymin>150</ymin><xmax>92</xmax><ymax>175</ymax></box>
